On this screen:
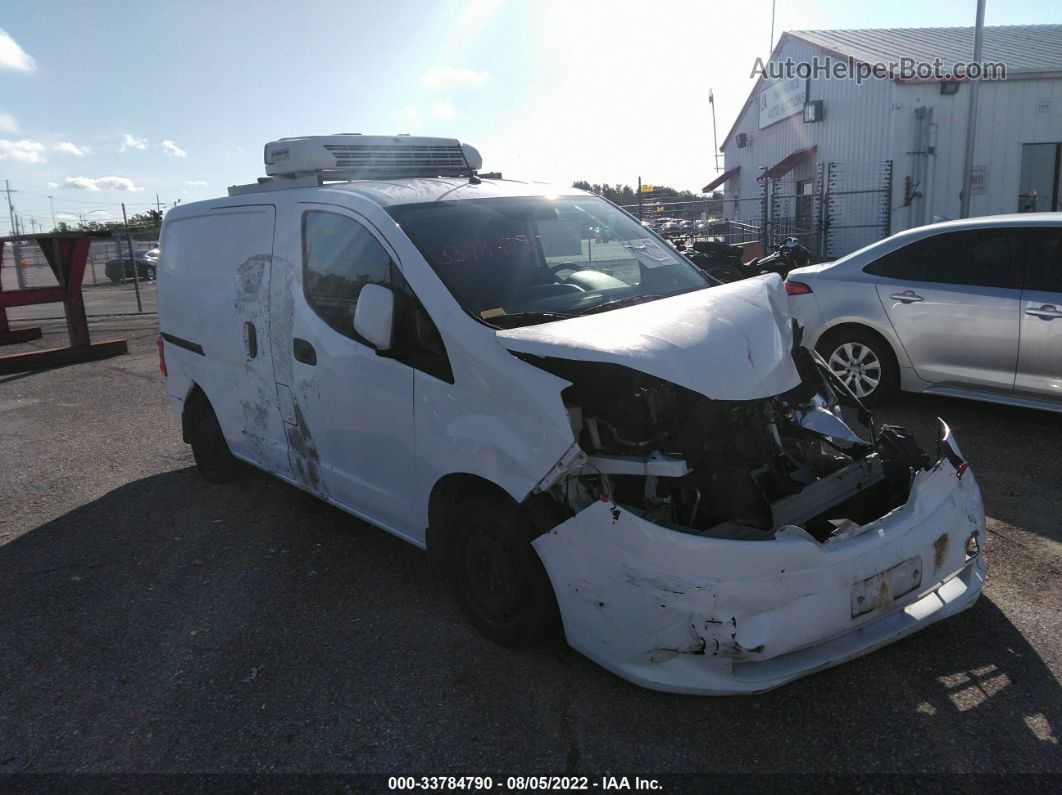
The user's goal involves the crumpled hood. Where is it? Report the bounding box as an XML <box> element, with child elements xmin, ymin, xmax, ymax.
<box><xmin>498</xmin><ymin>274</ymin><xmax>802</xmax><ymax>400</ymax></box>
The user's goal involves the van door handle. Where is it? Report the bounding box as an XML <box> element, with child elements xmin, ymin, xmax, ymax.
<box><xmin>243</xmin><ymin>322</ymin><xmax>258</xmax><ymax>359</ymax></box>
<box><xmin>1024</xmin><ymin>304</ymin><xmax>1062</xmax><ymax>320</ymax></box>
<box><xmin>292</xmin><ymin>338</ymin><xmax>317</xmax><ymax>365</ymax></box>
<box><xmin>890</xmin><ymin>290</ymin><xmax>924</xmax><ymax>304</ymax></box>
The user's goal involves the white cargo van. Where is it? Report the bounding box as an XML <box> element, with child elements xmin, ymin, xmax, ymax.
<box><xmin>157</xmin><ymin>135</ymin><xmax>985</xmax><ymax>694</ymax></box>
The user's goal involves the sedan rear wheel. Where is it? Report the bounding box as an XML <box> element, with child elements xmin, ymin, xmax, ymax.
<box><xmin>828</xmin><ymin>342</ymin><xmax>881</xmax><ymax>399</ymax></box>
<box><xmin>817</xmin><ymin>328</ymin><xmax>898</xmax><ymax>407</ymax></box>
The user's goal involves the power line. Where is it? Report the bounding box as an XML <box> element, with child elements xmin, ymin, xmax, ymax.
<box><xmin>14</xmin><ymin>189</ymin><xmax>160</xmax><ymax>208</ymax></box>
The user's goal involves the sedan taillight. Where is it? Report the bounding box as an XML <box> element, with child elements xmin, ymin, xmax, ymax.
<box><xmin>785</xmin><ymin>280</ymin><xmax>813</xmax><ymax>295</ymax></box>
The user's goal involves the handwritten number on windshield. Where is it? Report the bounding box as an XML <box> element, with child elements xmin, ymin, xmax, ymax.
<box><xmin>437</xmin><ymin>235</ymin><xmax>537</xmax><ymax>265</ymax></box>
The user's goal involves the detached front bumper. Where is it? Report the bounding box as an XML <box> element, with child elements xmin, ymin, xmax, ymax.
<box><xmin>533</xmin><ymin>450</ymin><xmax>986</xmax><ymax>695</ymax></box>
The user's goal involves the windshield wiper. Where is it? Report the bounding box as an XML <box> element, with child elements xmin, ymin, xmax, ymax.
<box><xmin>487</xmin><ymin>311</ymin><xmax>575</xmax><ymax>329</ymax></box>
<box><xmin>568</xmin><ymin>293</ymin><xmax>669</xmax><ymax>316</ymax></box>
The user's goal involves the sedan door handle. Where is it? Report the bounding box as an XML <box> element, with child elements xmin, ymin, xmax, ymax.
<box><xmin>292</xmin><ymin>337</ymin><xmax>317</xmax><ymax>365</ymax></box>
<box><xmin>890</xmin><ymin>290</ymin><xmax>924</xmax><ymax>304</ymax></box>
<box><xmin>1024</xmin><ymin>304</ymin><xmax>1062</xmax><ymax>320</ymax></box>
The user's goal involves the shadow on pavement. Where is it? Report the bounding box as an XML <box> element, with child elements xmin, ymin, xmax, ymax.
<box><xmin>850</xmin><ymin>390</ymin><xmax>1062</xmax><ymax>548</ymax></box>
<box><xmin>0</xmin><ymin>467</ymin><xmax>1058</xmax><ymax>774</ymax></box>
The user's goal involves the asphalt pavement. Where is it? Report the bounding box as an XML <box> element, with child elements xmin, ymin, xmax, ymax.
<box><xmin>0</xmin><ymin>316</ymin><xmax>1059</xmax><ymax>781</ymax></box>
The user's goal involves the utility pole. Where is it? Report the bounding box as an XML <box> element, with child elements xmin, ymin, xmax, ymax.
<box><xmin>959</xmin><ymin>0</ymin><xmax>986</xmax><ymax>219</ymax></box>
<box><xmin>156</xmin><ymin>193</ymin><xmax>162</xmax><ymax>215</ymax></box>
<box><xmin>4</xmin><ymin>180</ymin><xmax>27</xmax><ymax>288</ymax></box>
<box><xmin>122</xmin><ymin>202</ymin><xmax>143</xmax><ymax>313</ymax></box>
<box><xmin>4</xmin><ymin>180</ymin><xmax>15</xmax><ymax>237</ymax></box>
<box><xmin>49</xmin><ymin>195</ymin><xmax>56</xmax><ymax>229</ymax></box>
<box><xmin>638</xmin><ymin>176</ymin><xmax>643</xmax><ymax>221</ymax></box>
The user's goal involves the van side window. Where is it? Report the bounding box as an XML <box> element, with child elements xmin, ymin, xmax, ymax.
<box><xmin>303</xmin><ymin>211</ymin><xmax>392</xmax><ymax>339</ymax></box>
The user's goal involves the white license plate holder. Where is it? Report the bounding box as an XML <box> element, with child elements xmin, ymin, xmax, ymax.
<box><xmin>851</xmin><ymin>556</ymin><xmax>923</xmax><ymax>618</ymax></box>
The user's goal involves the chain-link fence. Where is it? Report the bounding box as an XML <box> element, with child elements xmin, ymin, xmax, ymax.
<box><xmin>619</xmin><ymin>161</ymin><xmax>894</xmax><ymax>260</ymax></box>
<box><xmin>1</xmin><ymin>233</ymin><xmax>159</xmax><ymax>322</ymax></box>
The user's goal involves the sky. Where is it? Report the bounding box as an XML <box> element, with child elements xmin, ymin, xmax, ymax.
<box><xmin>1</xmin><ymin>0</ymin><xmax>1060</xmax><ymax>232</ymax></box>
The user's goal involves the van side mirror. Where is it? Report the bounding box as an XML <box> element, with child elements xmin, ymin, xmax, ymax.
<box><xmin>352</xmin><ymin>284</ymin><xmax>394</xmax><ymax>350</ymax></box>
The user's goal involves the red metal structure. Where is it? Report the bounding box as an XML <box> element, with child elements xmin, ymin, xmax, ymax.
<box><xmin>0</xmin><ymin>232</ymin><xmax>128</xmax><ymax>374</ymax></box>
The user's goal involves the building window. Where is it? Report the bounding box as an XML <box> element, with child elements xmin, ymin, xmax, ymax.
<box><xmin>302</xmin><ymin>211</ymin><xmax>394</xmax><ymax>340</ymax></box>
<box><xmin>1018</xmin><ymin>143</ymin><xmax>1062</xmax><ymax>213</ymax></box>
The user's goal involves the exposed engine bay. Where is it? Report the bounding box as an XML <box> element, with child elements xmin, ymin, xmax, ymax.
<box><xmin>520</xmin><ymin>341</ymin><xmax>931</xmax><ymax>543</ymax></box>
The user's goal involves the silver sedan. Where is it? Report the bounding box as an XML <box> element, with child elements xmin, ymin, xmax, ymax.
<box><xmin>785</xmin><ymin>213</ymin><xmax>1062</xmax><ymax>412</ymax></box>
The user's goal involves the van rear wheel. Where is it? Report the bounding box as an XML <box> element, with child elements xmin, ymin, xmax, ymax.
<box><xmin>447</xmin><ymin>495</ymin><xmax>559</xmax><ymax>647</ymax></box>
<box><xmin>187</xmin><ymin>396</ymin><xmax>246</xmax><ymax>483</ymax></box>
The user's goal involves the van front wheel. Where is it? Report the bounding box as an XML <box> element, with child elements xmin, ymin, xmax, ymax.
<box><xmin>447</xmin><ymin>495</ymin><xmax>559</xmax><ymax>647</ymax></box>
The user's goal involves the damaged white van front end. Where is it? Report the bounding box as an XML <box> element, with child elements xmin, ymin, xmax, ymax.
<box><xmin>501</xmin><ymin>276</ymin><xmax>985</xmax><ymax>695</ymax></box>
<box><xmin>160</xmin><ymin>160</ymin><xmax>984</xmax><ymax>696</ymax></box>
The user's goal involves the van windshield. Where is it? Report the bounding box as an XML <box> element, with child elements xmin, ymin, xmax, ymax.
<box><xmin>387</xmin><ymin>196</ymin><xmax>710</xmax><ymax>328</ymax></box>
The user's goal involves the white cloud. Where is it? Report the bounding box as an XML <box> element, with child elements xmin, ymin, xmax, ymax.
<box><xmin>396</xmin><ymin>106</ymin><xmax>419</xmax><ymax>121</ymax></box>
<box><xmin>47</xmin><ymin>181</ymin><xmax>58</xmax><ymax>189</ymax></box>
<box><xmin>63</xmin><ymin>175</ymin><xmax>142</xmax><ymax>192</ymax></box>
<box><xmin>161</xmin><ymin>139</ymin><xmax>187</xmax><ymax>157</ymax></box>
<box><xmin>420</xmin><ymin>67</ymin><xmax>490</xmax><ymax>90</ymax></box>
<box><xmin>64</xmin><ymin>176</ymin><xmax>99</xmax><ymax>191</ymax></box>
<box><xmin>119</xmin><ymin>133</ymin><xmax>148</xmax><ymax>152</ymax></box>
<box><xmin>0</xmin><ymin>113</ymin><xmax>16</xmax><ymax>133</ymax></box>
<box><xmin>431</xmin><ymin>100</ymin><xmax>457</xmax><ymax>119</ymax></box>
<box><xmin>184</xmin><ymin>180</ymin><xmax>207</xmax><ymax>187</ymax></box>
<box><xmin>97</xmin><ymin>176</ymin><xmax>140</xmax><ymax>191</ymax></box>
<box><xmin>54</xmin><ymin>141</ymin><xmax>87</xmax><ymax>156</ymax></box>
<box><xmin>0</xmin><ymin>138</ymin><xmax>46</xmax><ymax>163</ymax></box>
<box><xmin>0</xmin><ymin>28</ymin><xmax>36</xmax><ymax>72</ymax></box>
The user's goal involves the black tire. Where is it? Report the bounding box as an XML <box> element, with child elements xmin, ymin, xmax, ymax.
<box><xmin>187</xmin><ymin>396</ymin><xmax>246</xmax><ymax>483</ymax></box>
<box><xmin>816</xmin><ymin>326</ymin><xmax>899</xmax><ymax>408</ymax></box>
<box><xmin>446</xmin><ymin>494</ymin><xmax>560</xmax><ymax>647</ymax></box>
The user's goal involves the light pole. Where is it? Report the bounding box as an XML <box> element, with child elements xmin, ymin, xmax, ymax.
<box><xmin>959</xmin><ymin>0</ymin><xmax>987</xmax><ymax>219</ymax></box>
<box><xmin>709</xmin><ymin>89</ymin><xmax>721</xmax><ymax>173</ymax></box>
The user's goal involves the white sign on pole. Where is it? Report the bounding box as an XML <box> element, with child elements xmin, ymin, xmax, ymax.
<box><xmin>758</xmin><ymin>77</ymin><xmax>805</xmax><ymax>129</ymax></box>
<box><xmin>970</xmin><ymin>165</ymin><xmax>987</xmax><ymax>194</ymax></box>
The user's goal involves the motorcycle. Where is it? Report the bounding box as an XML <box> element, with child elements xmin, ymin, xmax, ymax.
<box><xmin>745</xmin><ymin>237</ymin><xmax>812</xmax><ymax>278</ymax></box>
<box><xmin>684</xmin><ymin>237</ymin><xmax>812</xmax><ymax>283</ymax></box>
<box><xmin>682</xmin><ymin>240</ymin><xmax>746</xmax><ymax>283</ymax></box>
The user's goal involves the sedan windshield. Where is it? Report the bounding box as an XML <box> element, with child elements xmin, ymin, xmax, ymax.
<box><xmin>388</xmin><ymin>195</ymin><xmax>710</xmax><ymax>327</ymax></box>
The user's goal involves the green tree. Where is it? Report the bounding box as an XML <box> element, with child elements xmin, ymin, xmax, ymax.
<box><xmin>571</xmin><ymin>180</ymin><xmax>706</xmax><ymax>206</ymax></box>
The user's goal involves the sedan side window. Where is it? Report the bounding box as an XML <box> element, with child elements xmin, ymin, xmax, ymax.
<box><xmin>863</xmin><ymin>238</ymin><xmax>932</xmax><ymax>281</ymax></box>
<box><xmin>303</xmin><ymin>211</ymin><xmax>393</xmax><ymax>340</ymax></box>
<box><xmin>1020</xmin><ymin>229</ymin><xmax>1062</xmax><ymax>294</ymax></box>
<box><xmin>922</xmin><ymin>230</ymin><xmax>1021</xmax><ymax>289</ymax></box>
